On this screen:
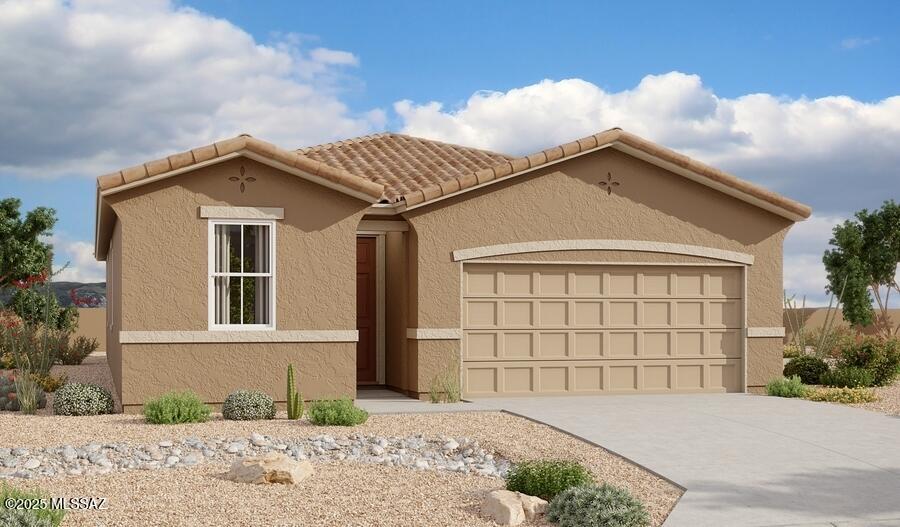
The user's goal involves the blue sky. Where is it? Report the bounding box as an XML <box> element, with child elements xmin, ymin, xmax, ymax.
<box><xmin>1</xmin><ymin>0</ymin><xmax>897</xmax><ymax>302</ymax></box>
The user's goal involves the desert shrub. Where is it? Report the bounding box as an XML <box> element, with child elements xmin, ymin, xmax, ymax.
<box><xmin>7</xmin><ymin>287</ymin><xmax>77</xmax><ymax>332</ymax></box>
<box><xmin>782</xmin><ymin>344</ymin><xmax>801</xmax><ymax>359</ymax></box>
<box><xmin>766</xmin><ymin>376</ymin><xmax>809</xmax><ymax>398</ymax></box>
<box><xmin>30</xmin><ymin>372</ymin><xmax>66</xmax><ymax>393</ymax></box>
<box><xmin>783</xmin><ymin>355</ymin><xmax>829</xmax><ymax>385</ymax></box>
<box><xmin>838</xmin><ymin>337</ymin><xmax>900</xmax><ymax>386</ymax></box>
<box><xmin>808</xmin><ymin>325</ymin><xmax>858</xmax><ymax>359</ymax></box>
<box><xmin>548</xmin><ymin>484</ymin><xmax>650</xmax><ymax>527</ymax></box>
<box><xmin>307</xmin><ymin>398</ymin><xmax>368</xmax><ymax>426</ymax></box>
<box><xmin>0</xmin><ymin>352</ymin><xmax>14</xmax><ymax>369</ymax></box>
<box><xmin>505</xmin><ymin>460</ymin><xmax>594</xmax><ymax>501</ymax></box>
<box><xmin>0</xmin><ymin>373</ymin><xmax>46</xmax><ymax>412</ymax></box>
<box><xmin>52</xmin><ymin>382</ymin><xmax>113</xmax><ymax>416</ymax></box>
<box><xmin>428</xmin><ymin>361</ymin><xmax>461</xmax><ymax>403</ymax></box>
<box><xmin>820</xmin><ymin>366</ymin><xmax>875</xmax><ymax>388</ymax></box>
<box><xmin>55</xmin><ymin>336</ymin><xmax>98</xmax><ymax>366</ymax></box>
<box><xmin>806</xmin><ymin>387</ymin><xmax>878</xmax><ymax>404</ymax></box>
<box><xmin>143</xmin><ymin>391</ymin><xmax>210</xmax><ymax>424</ymax></box>
<box><xmin>222</xmin><ymin>390</ymin><xmax>275</xmax><ymax>421</ymax></box>
<box><xmin>0</xmin><ymin>483</ymin><xmax>65</xmax><ymax>526</ymax></box>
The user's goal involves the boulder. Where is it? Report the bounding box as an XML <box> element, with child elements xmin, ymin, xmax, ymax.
<box><xmin>225</xmin><ymin>453</ymin><xmax>314</xmax><ymax>485</ymax></box>
<box><xmin>481</xmin><ymin>490</ymin><xmax>525</xmax><ymax>526</ymax></box>
<box><xmin>517</xmin><ymin>492</ymin><xmax>548</xmax><ymax>521</ymax></box>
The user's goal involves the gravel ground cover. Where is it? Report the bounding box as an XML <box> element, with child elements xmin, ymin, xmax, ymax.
<box><xmin>20</xmin><ymin>461</ymin><xmax>509</xmax><ymax>527</ymax></box>
<box><xmin>851</xmin><ymin>379</ymin><xmax>900</xmax><ymax>415</ymax></box>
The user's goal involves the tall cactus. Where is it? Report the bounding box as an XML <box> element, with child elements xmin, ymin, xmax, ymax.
<box><xmin>286</xmin><ymin>363</ymin><xmax>303</xmax><ymax>419</ymax></box>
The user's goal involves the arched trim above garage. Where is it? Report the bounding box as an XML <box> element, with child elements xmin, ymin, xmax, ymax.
<box><xmin>451</xmin><ymin>239</ymin><xmax>754</xmax><ymax>265</ymax></box>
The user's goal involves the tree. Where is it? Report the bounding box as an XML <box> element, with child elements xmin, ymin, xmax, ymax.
<box><xmin>0</xmin><ymin>198</ymin><xmax>56</xmax><ymax>288</ymax></box>
<box><xmin>823</xmin><ymin>200</ymin><xmax>900</xmax><ymax>336</ymax></box>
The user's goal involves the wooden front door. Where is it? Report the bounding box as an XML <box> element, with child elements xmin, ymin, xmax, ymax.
<box><xmin>356</xmin><ymin>237</ymin><xmax>377</xmax><ymax>384</ymax></box>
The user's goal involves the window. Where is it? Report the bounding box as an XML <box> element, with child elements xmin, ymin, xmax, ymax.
<box><xmin>209</xmin><ymin>220</ymin><xmax>275</xmax><ymax>328</ymax></box>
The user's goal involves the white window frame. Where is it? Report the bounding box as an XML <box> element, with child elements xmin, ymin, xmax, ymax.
<box><xmin>207</xmin><ymin>219</ymin><xmax>277</xmax><ymax>331</ymax></box>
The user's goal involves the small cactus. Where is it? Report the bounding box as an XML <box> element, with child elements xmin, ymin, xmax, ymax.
<box><xmin>286</xmin><ymin>363</ymin><xmax>303</xmax><ymax>419</ymax></box>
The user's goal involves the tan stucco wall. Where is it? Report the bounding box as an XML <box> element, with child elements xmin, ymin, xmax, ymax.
<box><xmin>74</xmin><ymin>308</ymin><xmax>106</xmax><ymax>351</ymax></box>
<box><xmin>384</xmin><ymin>231</ymin><xmax>410</xmax><ymax>391</ymax></box>
<box><xmin>105</xmin><ymin>220</ymin><xmax>123</xmax><ymax>400</ymax></box>
<box><xmin>104</xmin><ymin>157</ymin><xmax>369</xmax><ymax>406</ymax></box>
<box><xmin>402</xmin><ymin>148</ymin><xmax>794</xmax><ymax>391</ymax></box>
<box><xmin>119</xmin><ymin>342</ymin><xmax>354</xmax><ymax>410</ymax></box>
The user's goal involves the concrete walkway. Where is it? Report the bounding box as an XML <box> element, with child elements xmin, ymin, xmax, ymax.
<box><xmin>358</xmin><ymin>392</ymin><xmax>900</xmax><ymax>527</ymax></box>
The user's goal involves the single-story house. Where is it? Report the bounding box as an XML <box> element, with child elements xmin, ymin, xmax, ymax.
<box><xmin>94</xmin><ymin>128</ymin><xmax>811</xmax><ymax>411</ymax></box>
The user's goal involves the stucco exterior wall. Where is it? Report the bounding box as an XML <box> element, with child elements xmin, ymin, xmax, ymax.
<box><xmin>104</xmin><ymin>157</ymin><xmax>369</xmax><ymax>407</ymax></box>
<box><xmin>384</xmin><ymin>231</ymin><xmax>409</xmax><ymax>391</ymax></box>
<box><xmin>402</xmin><ymin>148</ymin><xmax>794</xmax><ymax>392</ymax></box>
<box><xmin>105</xmin><ymin>220</ymin><xmax>123</xmax><ymax>400</ymax></box>
<box><xmin>119</xmin><ymin>342</ymin><xmax>354</xmax><ymax>411</ymax></box>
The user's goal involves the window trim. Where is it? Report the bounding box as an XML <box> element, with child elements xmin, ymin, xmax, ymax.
<box><xmin>207</xmin><ymin>219</ymin><xmax>277</xmax><ymax>331</ymax></box>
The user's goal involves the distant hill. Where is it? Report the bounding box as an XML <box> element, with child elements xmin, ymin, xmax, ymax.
<box><xmin>0</xmin><ymin>282</ymin><xmax>107</xmax><ymax>307</ymax></box>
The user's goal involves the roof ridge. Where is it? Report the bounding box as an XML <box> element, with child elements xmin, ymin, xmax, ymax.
<box><xmin>297</xmin><ymin>132</ymin><xmax>393</xmax><ymax>154</ymax></box>
<box><xmin>384</xmin><ymin>132</ymin><xmax>515</xmax><ymax>160</ymax></box>
<box><xmin>297</xmin><ymin>131</ymin><xmax>514</xmax><ymax>159</ymax></box>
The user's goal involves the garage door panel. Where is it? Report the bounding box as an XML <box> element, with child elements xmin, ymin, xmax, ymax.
<box><xmin>463</xmin><ymin>359</ymin><xmax>742</xmax><ymax>395</ymax></box>
<box><xmin>463</xmin><ymin>263</ymin><xmax>744</xmax><ymax>395</ymax></box>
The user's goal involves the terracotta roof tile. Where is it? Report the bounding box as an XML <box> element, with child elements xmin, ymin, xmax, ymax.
<box><xmin>297</xmin><ymin>133</ymin><xmax>513</xmax><ymax>203</ymax></box>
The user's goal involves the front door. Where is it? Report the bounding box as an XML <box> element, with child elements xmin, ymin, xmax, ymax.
<box><xmin>356</xmin><ymin>237</ymin><xmax>377</xmax><ymax>384</ymax></box>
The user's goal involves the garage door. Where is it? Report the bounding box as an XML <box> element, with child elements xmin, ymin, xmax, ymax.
<box><xmin>462</xmin><ymin>263</ymin><xmax>743</xmax><ymax>395</ymax></box>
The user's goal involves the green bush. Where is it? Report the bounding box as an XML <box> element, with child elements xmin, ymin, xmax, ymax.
<box><xmin>52</xmin><ymin>382</ymin><xmax>113</xmax><ymax>416</ymax></box>
<box><xmin>143</xmin><ymin>391</ymin><xmax>210</xmax><ymax>424</ymax></box>
<box><xmin>838</xmin><ymin>337</ymin><xmax>900</xmax><ymax>386</ymax></box>
<box><xmin>782</xmin><ymin>355</ymin><xmax>829</xmax><ymax>385</ymax></box>
<box><xmin>222</xmin><ymin>390</ymin><xmax>275</xmax><ymax>421</ymax></box>
<box><xmin>505</xmin><ymin>460</ymin><xmax>594</xmax><ymax>501</ymax></box>
<box><xmin>806</xmin><ymin>387</ymin><xmax>878</xmax><ymax>404</ymax></box>
<box><xmin>307</xmin><ymin>398</ymin><xmax>368</xmax><ymax>426</ymax></box>
<box><xmin>766</xmin><ymin>376</ymin><xmax>809</xmax><ymax>398</ymax></box>
<box><xmin>820</xmin><ymin>366</ymin><xmax>874</xmax><ymax>388</ymax></box>
<box><xmin>548</xmin><ymin>484</ymin><xmax>650</xmax><ymax>527</ymax></box>
<box><xmin>0</xmin><ymin>483</ymin><xmax>65</xmax><ymax>526</ymax></box>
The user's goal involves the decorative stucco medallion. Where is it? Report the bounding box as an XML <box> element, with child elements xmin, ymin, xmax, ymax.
<box><xmin>229</xmin><ymin>166</ymin><xmax>256</xmax><ymax>193</ymax></box>
<box><xmin>599</xmin><ymin>172</ymin><xmax>620</xmax><ymax>195</ymax></box>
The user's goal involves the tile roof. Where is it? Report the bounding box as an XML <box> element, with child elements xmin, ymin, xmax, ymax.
<box><xmin>96</xmin><ymin>135</ymin><xmax>384</xmax><ymax>201</ymax></box>
<box><xmin>297</xmin><ymin>133</ymin><xmax>513</xmax><ymax>203</ymax></box>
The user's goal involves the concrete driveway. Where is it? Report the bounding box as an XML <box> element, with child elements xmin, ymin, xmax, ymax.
<box><xmin>473</xmin><ymin>394</ymin><xmax>900</xmax><ymax>527</ymax></box>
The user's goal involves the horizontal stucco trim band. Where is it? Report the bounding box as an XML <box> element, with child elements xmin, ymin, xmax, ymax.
<box><xmin>746</xmin><ymin>327</ymin><xmax>786</xmax><ymax>338</ymax></box>
<box><xmin>119</xmin><ymin>330</ymin><xmax>359</xmax><ymax>344</ymax></box>
<box><xmin>357</xmin><ymin>219</ymin><xmax>409</xmax><ymax>232</ymax></box>
<box><xmin>199</xmin><ymin>206</ymin><xmax>284</xmax><ymax>220</ymax></box>
<box><xmin>452</xmin><ymin>239</ymin><xmax>755</xmax><ymax>265</ymax></box>
<box><xmin>406</xmin><ymin>328</ymin><xmax>463</xmax><ymax>340</ymax></box>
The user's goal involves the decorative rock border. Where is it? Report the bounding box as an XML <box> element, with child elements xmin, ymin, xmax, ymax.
<box><xmin>0</xmin><ymin>434</ymin><xmax>510</xmax><ymax>480</ymax></box>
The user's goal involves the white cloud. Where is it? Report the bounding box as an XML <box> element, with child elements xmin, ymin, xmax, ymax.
<box><xmin>0</xmin><ymin>0</ymin><xmax>381</xmax><ymax>179</ymax></box>
<box><xmin>783</xmin><ymin>214</ymin><xmax>845</xmax><ymax>306</ymax></box>
<box><xmin>396</xmin><ymin>72</ymin><xmax>900</xmax><ymax>213</ymax></box>
<box><xmin>841</xmin><ymin>36</ymin><xmax>879</xmax><ymax>49</ymax></box>
<box><xmin>50</xmin><ymin>237</ymin><xmax>106</xmax><ymax>283</ymax></box>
